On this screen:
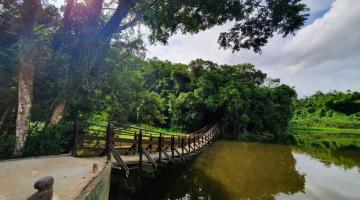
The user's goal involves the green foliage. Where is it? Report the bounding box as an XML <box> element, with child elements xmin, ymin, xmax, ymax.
<box><xmin>0</xmin><ymin>134</ymin><xmax>15</xmax><ymax>159</ymax></box>
<box><xmin>290</xmin><ymin>91</ymin><xmax>360</xmax><ymax>150</ymax></box>
<box><xmin>139</xmin><ymin>0</ymin><xmax>309</xmax><ymax>52</ymax></box>
<box><xmin>168</xmin><ymin>92</ymin><xmax>205</xmax><ymax>130</ymax></box>
<box><xmin>136</xmin><ymin>91</ymin><xmax>167</xmax><ymax>126</ymax></box>
<box><xmin>292</xmin><ymin>91</ymin><xmax>360</xmax><ymax>129</ymax></box>
<box><xmin>290</xmin><ymin>125</ymin><xmax>360</xmax><ymax>150</ymax></box>
<box><xmin>0</xmin><ymin>0</ymin><xmax>310</xmax><ymax>157</ymax></box>
<box><xmin>22</xmin><ymin>123</ymin><xmax>73</xmax><ymax>157</ymax></box>
<box><xmin>142</xmin><ymin>59</ymin><xmax>296</xmax><ymax>138</ymax></box>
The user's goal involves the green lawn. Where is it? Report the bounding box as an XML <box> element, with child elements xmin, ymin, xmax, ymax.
<box><xmin>86</xmin><ymin>122</ymin><xmax>187</xmax><ymax>139</ymax></box>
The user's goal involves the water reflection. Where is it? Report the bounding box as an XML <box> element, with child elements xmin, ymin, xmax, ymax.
<box><xmin>109</xmin><ymin>141</ymin><xmax>360</xmax><ymax>200</ymax></box>
<box><xmin>294</xmin><ymin>147</ymin><xmax>360</xmax><ymax>170</ymax></box>
<box><xmin>192</xmin><ymin>142</ymin><xmax>305</xmax><ymax>200</ymax></box>
<box><xmin>278</xmin><ymin>152</ymin><xmax>360</xmax><ymax>200</ymax></box>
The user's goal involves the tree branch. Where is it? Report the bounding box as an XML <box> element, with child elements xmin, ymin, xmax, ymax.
<box><xmin>98</xmin><ymin>0</ymin><xmax>138</xmax><ymax>41</ymax></box>
<box><xmin>63</xmin><ymin>0</ymin><xmax>74</xmax><ymax>31</ymax></box>
<box><xmin>103</xmin><ymin>7</ymin><xmax>117</xmax><ymax>11</ymax></box>
<box><xmin>117</xmin><ymin>14</ymin><xmax>141</xmax><ymax>32</ymax></box>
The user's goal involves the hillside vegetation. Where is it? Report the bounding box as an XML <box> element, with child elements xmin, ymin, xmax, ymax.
<box><xmin>290</xmin><ymin>91</ymin><xmax>360</xmax><ymax>149</ymax></box>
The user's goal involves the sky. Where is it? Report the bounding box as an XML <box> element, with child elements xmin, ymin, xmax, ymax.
<box><xmin>145</xmin><ymin>0</ymin><xmax>360</xmax><ymax>97</ymax></box>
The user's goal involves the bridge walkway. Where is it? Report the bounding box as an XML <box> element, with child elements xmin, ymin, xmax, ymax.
<box><xmin>73</xmin><ymin>123</ymin><xmax>220</xmax><ymax>176</ymax></box>
<box><xmin>0</xmin><ymin>155</ymin><xmax>107</xmax><ymax>200</ymax></box>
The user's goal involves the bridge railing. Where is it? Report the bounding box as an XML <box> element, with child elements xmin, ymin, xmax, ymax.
<box><xmin>72</xmin><ymin>121</ymin><xmax>220</xmax><ymax>168</ymax></box>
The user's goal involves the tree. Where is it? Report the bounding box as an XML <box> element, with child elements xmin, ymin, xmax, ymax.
<box><xmin>142</xmin><ymin>0</ymin><xmax>308</xmax><ymax>52</ymax></box>
<box><xmin>1</xmin><ymin>0</ymin><xmax>61</xmax><ymax>154</ymax></box>
<box><xmin>140</xmin><ymin>58</ymin><xmax>297</xmax><ymax>137</ymax></box>
<box><xmin>14</xmin><ymin>0</ymin><xmax>42</xmax><ymax>154</ymax></box>
<box><xmin>2</xmin><ymin>0</ymin><xmax>309</xmax><ymax>153</ymax></box>
<box><xmin>136</xmin><ymin>91</ymin><xmax>167</xmax><ymax>126</ymax></box>
<box><xmin>0</xmin><ymin>0</ymin><xmax>21</xmax><ymax>131</ymax></box>
<box><xmin>50</xmin><ymin>0</ymin><xmax>308</xmax><ymax>119</ymax></box>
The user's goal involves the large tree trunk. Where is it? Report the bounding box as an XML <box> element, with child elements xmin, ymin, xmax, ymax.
<box><xmin>15</xmin><ymin>53</ymin><xmax>35</xmax><ymax>153</ymax></box>
<box><xmin>45</xmin><ymin>102</ymin><xmax>65</xmax><ymax>127</ymax></box>
<box><xmin>14</xmin><ymin>0</ymin><xmax>40</xmax><ymax>154</ymax></box>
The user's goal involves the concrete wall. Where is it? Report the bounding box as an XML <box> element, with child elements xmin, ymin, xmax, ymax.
<box><xmin>75</xmin><ymin>162</ymin><xmax>112</xmax><ymax>200</ymax></box>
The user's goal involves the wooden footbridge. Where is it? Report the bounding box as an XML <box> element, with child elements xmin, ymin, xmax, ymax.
<box><xmin>72</xmin><ymin>122</ymin><xmax>221</xmax><ymax>176</ymax></box>
<box><xmin>0</xmin><ymin>123</ymin><xmax>220</xmax><ymax>200</ymax></box>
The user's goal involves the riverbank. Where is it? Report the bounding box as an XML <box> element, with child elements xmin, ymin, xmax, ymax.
<box><xmin>289</xmin><ymin>124</ymin><xmax>360</xmax><ymax>150</ymax></box>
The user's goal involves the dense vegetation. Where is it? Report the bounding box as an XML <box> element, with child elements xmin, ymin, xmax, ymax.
<box><xmin>0</xmin><ymin>55</ymin><xmax>298</xmax><ymax>158</ymax></box>
<box><xmin>1</xmin><ymin>1</ymin><xmax>358</xmax><ymax>158</ymax></box>
<box><xmin>0</xmin><ymin>0</ymin><xmax>309</xmax><ymax>158</ymax></box>
<box><xmin>290</xmin><ymin>91</ymin><xmax>360</xmax><ymax>149</ymax></box>
<box><xmin>142</xmin><ymin>59</ymin><xmax>297</xmax><ymax>136</ymax></box>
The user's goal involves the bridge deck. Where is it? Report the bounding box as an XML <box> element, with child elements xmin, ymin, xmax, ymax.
<box><xmin>0</xmin><ymin>155</ymin><xmax>107</xmax><ymax>200</ymax></box>
<box><xmin>0</xmin><ymin>144</ymin><xmax>206</xmax><ymax>200</ymax></box>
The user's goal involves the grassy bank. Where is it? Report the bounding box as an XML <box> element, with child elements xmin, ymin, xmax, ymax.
<box><xmin>289</xmin><ymin>91</ymin><xmax>360</xmax><ymax>150</ymax></box>
<box><xmin>289</xmin><ymin>123</ymin><xmax>360</xmax><ymax>150</ymax></box>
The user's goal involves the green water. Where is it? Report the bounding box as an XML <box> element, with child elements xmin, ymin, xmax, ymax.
<box><xmin>109</xmin><ymin>141</ymin><xmax>360</xmax><ymax>200</ymax></box>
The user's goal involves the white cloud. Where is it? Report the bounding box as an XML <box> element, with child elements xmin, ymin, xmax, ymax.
<box><xmin>284</xmin><ymin>0</ymin><xmax>360</xmax><ymax>70</ymax></box>
<box><xmin>146</xmin><ymin>0</ymin><xmax>360</xmax><ymax>97</ymax></box>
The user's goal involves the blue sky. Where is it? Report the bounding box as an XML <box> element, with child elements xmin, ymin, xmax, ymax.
<box><xmin>146</xmin><ymin>0</ymin><xmax>360</xmax><ymax>97</ymax></box>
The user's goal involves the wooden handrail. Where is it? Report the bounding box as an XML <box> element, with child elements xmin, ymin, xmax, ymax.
<box><xmin>72</xmin><ymin>121</ymin><xmax>220</xmax><ymax>176</ymax></box>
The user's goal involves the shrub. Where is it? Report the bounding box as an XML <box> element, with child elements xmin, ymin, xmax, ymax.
<box><xmin>0</xmin><ymin>134</ymin><xmax>15</xmax><ymax>159</ymax></box>
<box><xmin>23</xmin><ymin>123</ymin><xmax>73</xmax><ymax>157</ymax></box>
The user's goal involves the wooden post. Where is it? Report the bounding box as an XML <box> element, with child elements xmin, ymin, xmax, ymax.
<box><xmin>171</xmin><ymin>135</ymin><xmax>175</xmax><ymax>159</ymax></box>
<box><xmin>133</xmin><ymin>133</ymin><xmax>138</xmax><ymax>155</ymax></box>
<box><xmin>188</xmin><ymin>136</ymin><xmax>191</xmax><ymax>152</ymax></box>
<box><xmin>193</xmin><ymin>136</ymin><xmax>196</xmax><ymax>150</ymax></box>
<box><xmin>158</xmin><ymin>134</ymin><xmax>162</xmax><ymax>161</ymax></box>
<box><xmin>148</xmin><ymin>135</ymin><xmax>153</xmax><ymax>152</ymax></box>
<box><xmin>138</xmin><ymin>129</ymin><xmax>143</xmax><ymax>167</ymax></box>
<box><xmin>105</xmin><ymin>121</ymin><xmax>112</xmax><ymax>161</ymax></box>
<box><xmin>181</xmin><ymin>137</ymin><xmax>184</xmax><ymax>155</ymax></box>
<box><xmin>72</xmin><ymin>121</ymin><xmax>78</xmax><ymax>157</ymax></box>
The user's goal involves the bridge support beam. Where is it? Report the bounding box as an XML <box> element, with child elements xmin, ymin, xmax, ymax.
<box><xmin>158</xmin><ymin>134</ymin><xmax>162</xmax><ymax>162</ymax></box>
<box><xmin>138</xmin><ymin>130</ymin><xmax>143</xmax><ymax>167</ymax></box>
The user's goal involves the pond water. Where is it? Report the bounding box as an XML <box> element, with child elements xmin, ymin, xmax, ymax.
<box><xmin>109</xmin><ymin>141</ymin><xmax>360</xmax><ymax>200</ymax></box>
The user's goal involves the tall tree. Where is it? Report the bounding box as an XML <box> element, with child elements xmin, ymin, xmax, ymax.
<box><xmin>7</xmin><ymin>0</ymin><xmax>309</xmax><ymax>153</ymax></box>
<box><xmin>14</xmin><ymin>0</ymin><xmax>41</xmax><ymax>154</ymax></box>
<box><xmin>49</xmin><ymin>0</ymin><xmax>309</xmax><ymax>122</ymax></box>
